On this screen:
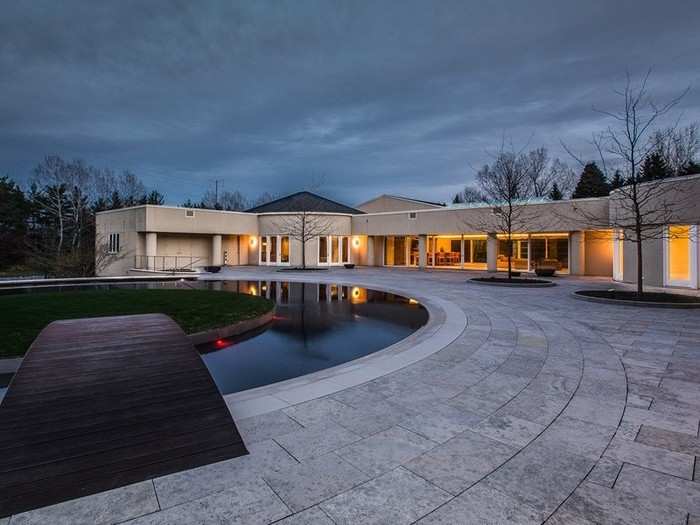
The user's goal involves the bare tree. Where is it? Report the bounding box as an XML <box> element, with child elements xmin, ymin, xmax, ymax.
<box><xmin>453</xmin><ymin>185</ymin><xmax>486</xmax><ymax>204</ymax></box>
<box><xmin>462</xmin><ymin>142</ymin><xmax>536</xmax><ymax>279</ymax></box>
<box><xmin>199</xmin><ymin>188</ymin><xmax>249</xmax><ymax>210</ymax></box>
<box><xmin>650</xmin><ymin>123</ymin><xmax>699</xmax><ymax>176</ymax></box>
<box><xmin>568</xmin><ymin>71</ymin><xmax>691</xmax><ymax>297</ymax></box>
<box><xmin>274</xmin><ymin>209</ymin><xmax>334</xmax><ymax>269</ymax></box>
<box><xmin>525</xmin><ymin>147</ymin><xmax>576</xmax><ymax>198</ymax></box>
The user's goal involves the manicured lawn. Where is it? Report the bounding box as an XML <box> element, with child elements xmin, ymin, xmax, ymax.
<box><xmin>0</xmin><ymin>288</ymin><xmax>273</xmax><ymax>358</ymax></box>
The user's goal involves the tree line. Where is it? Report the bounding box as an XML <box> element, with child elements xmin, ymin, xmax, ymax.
<box><xmin>0</xmin><ymin>157</ymin><xmax>279</xmax><ymax>277</ymax></box>
<box><xmin>0</xmin><ymin>156</ymin><xmax>165</xmax><ymax>277</ymax></box>
<box><xmin>453</xmin><ymin>123</ymin><xmax>698</xmax><ymax>205</ymax></box>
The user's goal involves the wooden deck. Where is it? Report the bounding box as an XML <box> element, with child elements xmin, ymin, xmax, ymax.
<box><xmin>0</xmin><ymin>314</ymin><xmax>248</xmax><ymax>518</ymax></box>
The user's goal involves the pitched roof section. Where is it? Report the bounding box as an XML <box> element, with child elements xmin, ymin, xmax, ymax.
<box><xmin>246</xmin><ymin>191</ymin><xmax>365</xmax><ymax>214</ymax></box>
<box><xmin>356</xmin><ymin>194</ymin><xmax>446</xmax><ymax>213</ymax></box>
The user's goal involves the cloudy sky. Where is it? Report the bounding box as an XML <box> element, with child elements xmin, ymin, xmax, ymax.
<box><xmin>2</xmin><ymin>1</ymin><xmax>699</xmax><ymax>206</ymax></box>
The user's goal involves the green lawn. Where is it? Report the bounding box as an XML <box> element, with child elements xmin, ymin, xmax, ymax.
<box><xmin>0</xmin><ymin>288</ymin><xmax>273</xmax><ymax>358</ymax></box>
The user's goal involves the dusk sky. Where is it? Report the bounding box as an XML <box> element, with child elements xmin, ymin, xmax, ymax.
<box><xmin>2</xmin><ymin>1</ymin><xmax>699</xmax><ymax>206</ymax></box>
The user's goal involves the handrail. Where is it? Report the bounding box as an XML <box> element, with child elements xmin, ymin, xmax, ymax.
<box><xmin>133</xmin><ymin>255</ymin><xmax>207</xmax><ymax>272</ymax></box>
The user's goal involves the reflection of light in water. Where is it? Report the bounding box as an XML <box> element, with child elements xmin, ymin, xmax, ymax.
<box><xmin>409</xmin><ymin>298</ymin><xmax>419</xmax><ymax>305</ymax></box>
<box><xmin>249</xmin><ymin>285</ymin><xmax>257</xmax><ymax>296</ymax></box>
<box><xmin>215</xmin><ymin>339</ymin><xmax>228</xmax><ymax>348</ymax></box>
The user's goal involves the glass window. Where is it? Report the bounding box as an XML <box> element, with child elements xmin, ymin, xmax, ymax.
<box><xmin>331</xmin><ymin>236</ymin><xmax>340</xmax><ymax>263</ymax></box>
<box><xmin>531</xmin><ymin>236</ymin><xmax>569</xmax><ymax>273</ymax></box>
<box><xmin>668</xmin><ymin>225</ymin><xmax>691</xmax><ymax>282</ymax></box>
<box><xmin>409</xmin><ymin>237</ymin><xmax>419</xmax><ymax>266</ymax></box>
<box><xmin>472</xmin><ymin>239</ymin><xmax>487</xmax><ymax>263</ymax></box>
<box><xmin>269</xmin><ymin>236</ymin><xmax>277</xmax><ymax>263</ymax></box>
<box><xmin>342</xmin><ymin>237</ymin><xmax>349</xmax><ymax>263</ymax></box>
<box><xmin>280</xmin><ymin>236</ymin><xmax>289</xmax><ymax>263</ymax></box>
<box><xmin>319</xmin><ymin>236</ymin><xmax>328</xmax><ymax>263</ymax></box>
<box><xmin>108</xmin><ymin>233</ymin><xmax>120</xmax><ymax>254</ymax></box>
<box><xmin>394</xmin><ymin>236</ymin><xmax>407</xmax><ymax>265</ymax></box>
<box><xmin>433</xmin><ymin>236</ymin><xmax>461</xmax><ymax>267</ymax></box>
<box><xmin>260</xmin><ymin>236</ymin><xmax>267</xmax><ymax>263</ymax></box>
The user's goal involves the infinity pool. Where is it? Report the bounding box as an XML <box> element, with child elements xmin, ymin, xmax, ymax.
<box><xmin>197</xmin><ymin>280</ymin><xmax>428</xmax><ymax>394</ymax></box>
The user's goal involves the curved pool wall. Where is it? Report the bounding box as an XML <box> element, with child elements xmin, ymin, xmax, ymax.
<box><xmin>197</xmin><ymin>280</ymin><xmax>428</xmax><ymax>394</ymax></box>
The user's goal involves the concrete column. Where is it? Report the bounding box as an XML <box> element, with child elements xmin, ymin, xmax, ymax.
<box><xmin>212</xmin><ymin>234</ymin><xmax>223</xmax><ymax>266</ymax></box>
<box><xmin>145</xmin><ymin>232</ymin><xmax>157</xmax><ymax>270</ymax></box>
<box><xmin>367</xmin><ymin>236</ymin><xmax>375</xmax><ymax>266</ymax></box>
<box><xmin>486</xmin><ymin>233</ymin><xmax>498</xmax><ymax>272</ymax></box>
<box><xmin>569</xmin><ymin>232</ymin><xmax>585</xmax><ymax>275</ymax></box>
<box><xmin>418</xmin><ymin>235</ymin><xmax>427</xmax><ymax>268</ymax></box>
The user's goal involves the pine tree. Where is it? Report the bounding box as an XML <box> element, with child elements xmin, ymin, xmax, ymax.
<box><xmin>548</xmin><ymin>182</ymin><xmax>563</xmax><ymax>200</ymax></box>
<box><xmin>609</xmin><ymin>170</ymin><xmax>625</xmax><ymax>190</ymax></box>
<box><xmin>452</xmin><ymin>193</ymin><xmax>464</xmax><ymax>204</ymax></box>
<box><xmin>640</xmin><ymin>151</ymin><xmax>670</xmax><ymax>181</ymax></box>
<box><xmin>571</xmin><ymin>162</ymin><xmax>610</xmax><ymax>198</ymax></box>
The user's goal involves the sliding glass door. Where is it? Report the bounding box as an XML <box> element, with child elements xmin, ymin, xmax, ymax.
<box><xmin>258</xmin><ymin>235</ymin><xmax>290</xmax><ymax>266</ymax></box>
<box><xmin>318</xmin><ymin>235</ymin><xmax>351</xmax><ymax>266</ymax></box>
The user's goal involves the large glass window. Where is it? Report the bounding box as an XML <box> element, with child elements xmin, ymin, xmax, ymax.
<box><xmin>318</xmin><ymin>236</ymin><xmax>350</xmax><ymax>265</ymax></box>
<box><xmin>497</xmin><ymin>237</ymin><xmax>529</xmax><ymax>270</ymax></box>
<box><xmin>383</xmin><ymin>236</ymin><xmax>407</xmax><ymax>266</ymax></box>
<box><xmin>531</xmin><ymin>235</ymin><xmax>569</xmax><ymax>273</ymax></box>
<box><xmin>259</xmin><ymin>235</ymin><xmax>290</xmax><ymax>265</ymax></box>
<box><xmin>319</xmin><ymin>236</ymin><xmax>328</xmax><ymax>264</ymax></box>
<box><xmin>666</xmin><ymin>225</ymin><xmax>697</xmax><ymax>287</ymax></box>
<box><xmin>281</xmin><ymin>236</ymin><xmax>290</xmax><ymax>263</ymax></box>
<box><xmin>431</xmin><ymin>236</ymin><xmax>461</xmax><ymax>267</ymax></box>
<box><xmin>409</xmin><ymin>237</ymin><xmax>419</xmax><ymax>266</ymax></box>
<box><xmin>260</xmin><ymin>236</ymin><xmax>268</xmax><ymax>263</ymax></box>
<box><xmin>269</xmin><ymin>236</ymin><xmax>277</xmax><ymax>263</ymax></box>
<box><xmin>471</xmin><ymin>239</ymin><xmax>487</xmax><ymax>264</ymax></box>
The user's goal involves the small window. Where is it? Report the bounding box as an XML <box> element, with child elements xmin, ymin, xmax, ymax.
<box><xmin>408</xmin><ymin>212</ymin><xmax>417</xmax><ymax>220</ymax></box>
<box><xmin>185</xmin><ymin>209</ymin><xmax>195</xmax><ymax>217</ymax></box>
<box><xmin>108</xmin><ymin>233</ymin><xmax>120</xmax><ymax>254</ymax></box>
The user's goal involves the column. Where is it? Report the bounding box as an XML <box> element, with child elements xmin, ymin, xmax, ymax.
<box><xmin>460</xmin><ymin>235</ymin><xmax>465</xmax><ymax>269</ymax></box>
<box><xmin>569</xmin><ymin>232</ymin><xmax>585</xmax><ymax>275</ymax></box>
<box><xmin>418</xmin><ymin>235</ymin><xmax>427</xmax><ymax>268</ymax></box>
<box><xmin>486</xmin><ymin>233</ymin><xmax>498</xmax><ymax>273</ymax></box>
<box><xmin>145</xmin><ymin>232</ymin><xmax>157</xmax><ymax>270</ymax></box>
<box><xmin>367</xmin><ymin>236</ymin><xmax>375</xmax><ymax>266</ymax></box>
<box><xmin>212</xmin><ymin>234</ymin><xmax>223</xmax><ymax>266</ymax></box>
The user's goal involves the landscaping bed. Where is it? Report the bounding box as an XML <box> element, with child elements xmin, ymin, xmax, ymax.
<box><xmin>0</xmin><ymin>288</ymin><xmax>273</xmax><ymax>358</ymax></box>
<box><xmin>574</xmin><ymin>290</ymin><xmax>700</xmax><ymax>308</ymax></box>
<box><xmin>469</xmin><ymin>277</ymin><xmax>555</xmax><ymax>287</ymax></box>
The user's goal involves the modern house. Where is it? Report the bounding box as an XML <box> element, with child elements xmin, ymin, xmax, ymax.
<box><xmin>96</xmin><ymin>174</ymin><xmax>700</xmax><ymax>291</ymax></box>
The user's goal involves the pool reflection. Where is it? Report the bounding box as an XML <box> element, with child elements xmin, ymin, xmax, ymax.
<box><xmin>197</xmin><ymin>280</ymin><xmax>427</xmax><ymax>394</ymax></box>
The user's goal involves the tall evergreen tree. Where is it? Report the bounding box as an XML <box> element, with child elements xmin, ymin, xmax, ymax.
<box><xmin>0</xmin><ymin>176</ymin><xmax>31</xmax><ymax>269</ymax></box>
<box><xmin>640</xmin><ymin>151</ymin><xmax>671</xmax><ymax>181</ymax></box>
<box><xmin>571</xmin><ymin>162</ymin><xmax>610</xmax><ymax>198</ymax></box>
<box><xmin>609</xmin><ymin>170</ymin><xmax>625</xmax><ymax>190</ymax></box>
<box><xmin>548</xmin><ymin>182</ymin><xmax>563</xmax><ymax>200</ymax></box>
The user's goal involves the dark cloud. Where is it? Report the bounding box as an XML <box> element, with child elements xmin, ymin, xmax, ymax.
<box><xmin>2</xmin><ymin>0</ymin><xmax>699</xmax><ymax>205</ymax></box>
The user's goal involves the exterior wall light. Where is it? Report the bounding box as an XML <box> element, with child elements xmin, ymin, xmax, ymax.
<box><xmin>352</xmin><ymin>236</ymin><xmax>361</xmax><ymax>248</ymax></box>
<box><xmin>250</xmin><ymin>237</ymin><xmax>257</xmax><ymax>247</ymax></box>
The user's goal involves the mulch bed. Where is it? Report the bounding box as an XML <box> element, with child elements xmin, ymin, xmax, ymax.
<box><xmin>574</xmin><ymin>290</ymin><xmax>700</xmax><ymax>308</ymax></box>
<box><xmin>469</xmin><ymin>277</ymin><xmax>555</xmax><ymax>287</ymax></box>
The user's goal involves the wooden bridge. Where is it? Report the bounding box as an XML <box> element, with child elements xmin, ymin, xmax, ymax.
<box><xmin>0</xmin><ymin>314</ymin><xmax>247</xmax><ymax>518</ymax></box>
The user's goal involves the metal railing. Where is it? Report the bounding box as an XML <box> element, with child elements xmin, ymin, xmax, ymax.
<box><xmin>133</xmin><ymin>255</ymin><xmax>207</xmax><ymax>272</ymax></box>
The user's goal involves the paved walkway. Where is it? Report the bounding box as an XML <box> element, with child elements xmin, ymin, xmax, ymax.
<box><xmin>5</xmin><ymin>268</ymin><xmax>700</xmax><ymax>524</ymax></box>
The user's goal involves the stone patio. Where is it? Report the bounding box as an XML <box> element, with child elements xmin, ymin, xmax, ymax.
<box><xmin>5</xmin><ymin>267</ymin><xmax>700</xmax><ymax>524</ymax></box>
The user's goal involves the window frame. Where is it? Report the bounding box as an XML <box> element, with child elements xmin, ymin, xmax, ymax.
<box><xmin>258</xmin><ymin>235</ymin><xmax>291</xmax><ymax>266</ymax></box>
<box><xmin>318</xmin><ymin>235</ymin><xmax>351</xmax><ymax>266</ymax></box>
<box><xmin>107</xmin><ymin>233</ymin><xmax>120</xmax><ymax>254</ymax></box>
<box><xmin>664</xmin><ymin>224</ymin><xmax>698</xmax><ymax>288</ymax></box>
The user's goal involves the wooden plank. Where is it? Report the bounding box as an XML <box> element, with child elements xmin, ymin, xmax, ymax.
<box><xmin>0</xmin><ymin>314</ymin><xmax>248</xmax><ymax>518</ymax></box>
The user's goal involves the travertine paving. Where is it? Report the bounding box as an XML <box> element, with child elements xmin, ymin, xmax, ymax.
<box><xmin>5</xmin><ymin>268</ymin><xmax>700</xmax><ymax>524</ymax></box>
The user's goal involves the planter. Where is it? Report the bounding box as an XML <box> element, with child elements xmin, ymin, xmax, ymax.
<box><xmin>573</xmin><ymin>290</ymin><xmax>700</xmax><ymax>308</ymax></box>
<box><xmin>188</xmin><ymin>308</ymin><xmax>276</xmax><ymax>345</ymax></box>
<box><xmin>203</xmin><ymin>265</ymin><xmax>221</xmax><ymax>273</ymax></box>
<box><xmin>344</xmin><ymin>263</ymin><xmax>356</xmax><ymax>269</ymax></box>
<box><xmin>535</xmin><ymin>268</ymin><xmax>556</xmax><ymax>277</ymax></box>
<box><xmin>277</xmin><ymin>267</ymin><xmax>329</xmax><ymax>272</ymax></box>
<box><xmin>468</xmin><ymin>277</ymin><xmax>556</xmax><ymax>287</ymax></box>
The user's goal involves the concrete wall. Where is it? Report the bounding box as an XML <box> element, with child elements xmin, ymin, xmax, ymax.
<box><xmin>351</xmin><ymin>198</ymin><xmax>610</xmax><ymax>236</ymax></box>
<box><xmin>144</xmin><ymin>205</ymin><xmax>259</xmax><ymax>235</ymax></box>
<box><xmin>95</xmin><ymin>207</ymin><xmax>147</xmax><ymax>276</ymax></box>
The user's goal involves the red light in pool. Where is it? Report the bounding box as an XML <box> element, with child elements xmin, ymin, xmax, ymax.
<box><xmin>272</xmin><ymin>315</ymin><xmax>286</xmax><ymax>321</ymax></box>
<box><xmin>215</xmin><ymin>339</ymin><xmax>227</xmax><ymax>348</ymax></box>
